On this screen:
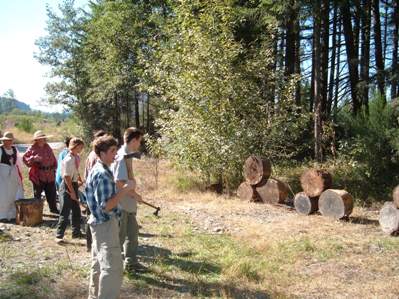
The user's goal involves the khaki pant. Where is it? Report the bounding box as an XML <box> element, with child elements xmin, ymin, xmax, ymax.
<box><xmin>119</xmin><ymin>210</ymin><xmax>139</xmax><ymax>267</ymax></box>
<box><xmin>88</xmin><ymin>217</ymin><xmax>123</xmax><ymax>299</ymax></box>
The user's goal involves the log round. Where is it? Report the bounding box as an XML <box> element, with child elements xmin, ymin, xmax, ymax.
<box><xmin>300</xmin><ymin>169</ymin><xmax>332</xmax><ymax>197</ymax></box>
<box><xmin>392</xmin><ymin>185</ymin><xmax>399</xmax><ymax>209</ymax></box>
<box><xmin>243</xmin><ymin>155</ymin><xmax>272</xmax><ymax>186</ymax></box>
<box><xmin>237</xmin><ymin>182</ymin><xmax>259</xmax><ymax>202</ymax></box>
<box><xmin>379</xmin><ymin>202</ymin><xmax>399</xmax><ymax>235</ymax></box>
<box><xmin>294</xmin><ymin>192</ymin><xmax>318</xmax><ymax>215</ymax></box>
<box><xmin>319</xmin><ymin>189</ymin><xmax>353</xmax><ymax>219</ymax></box>
<box><xmin>15</xmin><ymin>198</ymin><xmax>44</xmax><ymax>226</ymax></box>
<box><xmin>255</xmin><ymin>178</ymin><xmax>289</xmax><ymax>205</ymax></box>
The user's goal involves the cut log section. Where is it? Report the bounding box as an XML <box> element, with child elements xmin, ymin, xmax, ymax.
<box><xmin>243</xmin><ymin>155</ymin><xmax>272</xmax><ymax>185</ymax></box>
<box><xmin>392</xmin><ymin>185</ymin><xmax>399</xmax><ymax>209</ymax></box>
<box><xmin>319</xmin><ymin>189</ymin><xmax>353</xmax><ymax>219</ymax></box>
<box><xmin>294</xmin><ymin>192</ymin><xmax>318</xmax><ymax>215</ymax></box>
<box><xmin>15</xmin><ymin>198</ymin><xmax>44</xmax><ymax>226</ymax></box>
<box><xmin>300</xmin><ymin>169</ymin><xmax>332</xmax><ymax>197</ymax></box>
<box><xmin>237</xmin><ymin>182</ymin><xmax>259</xmax><ymax>202</ymax></box>
<box><xmin>379</xmin><ymin>202</ymin><xmax>399</xmax><ymax>235</ymax></box>
<box><xmin>256</xmin><ymin>178</ymin><xmax>289</xmax><ymax>204</ymax></box>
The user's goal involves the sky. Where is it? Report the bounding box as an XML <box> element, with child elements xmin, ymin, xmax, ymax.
<box><xmin>0</xmin><ymin>0</ymin><xmax>87</xmax><ymax>112</ymax></box>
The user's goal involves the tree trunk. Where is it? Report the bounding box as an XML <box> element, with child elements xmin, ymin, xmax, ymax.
<box><xmin>294</xmin><ymin>192</ymin><xmax>319</xmax><ymax>215</ymax></box>
<box><xmin>319</xmin><ymin>189</ymin><xmax>354</xmax><ymax>219</ymax></box>
<box><xmin>372</xmin><ymin>0</ymin><xmax>385</xmax><ymax>97</ymax></box>
<box><xmin>320</xmin><ymin>0</ymin><xmax>329</xmax><ymax>116</ymax></box>
<box><xmin>333</xmin><ymin>16</ymin><xmax>342</xmax><ymax>119</ymax></box>
<box><xmin>353</xmin><ymin>0</ymin><xmax>361</xmax><ymax>60</ymax></box>
<box><xmin>237</xmin><ymin>182</ymin><xmax>259</xmax><ymax>202</ymax></box>
<box><xmin>300</xmin><ymin>169</ymin><xmax>332</xmax><ymax>197</ymax></box>
<box><xmin>327</xmin><ymin>6</ymin><xmax>338</xmax><ymax>115</ymax></box>
<box><xmin>391</xmin><ymin>0</ymin><xmax>399</xmax><ymax>100</ymax></box>
<box><xmin>340</xmin><ymin>0</ymin><xmax>360</xmax><ymax>114</ymax></box>
<box><xmin>256</xmin><ymin>178</ymin><xmax>289</xmax><ymax>205</ymax></box>
<box><xmin>285</xmin><ymin>1</ymin><xmax>296</xmax><ymax>77</ymax></box>
<box><xmin>360</xmin><ymin>0</ymin><xmax>371</xmax><ymax>112</ymax></box>
<box><xmin>135</xmin><ymin>90</ymin><xmax>140</xmax><ymax>128</ymax></box>
<box><xmin>379</xmin><ymin>201</ymin><xmax>399</xmax><ymax>235</ymax></box>
<box><xmin>113</xmin><ymin>92</ymin><xmax>121</xmax><ymax>141</ymax></box>
<box><xmin>243</xmin><ymin>155</ymin><xmax>272</xmax><ymax>185</ymax></box>
<box><xmin>383</xmin><ymin>2</ymin><xmax>388</xmax><ymax>62</ymax></box>
<box><xmin>313</xmin><ymin>0</ymin><xmax>323</xmax><ymax>161</ymax></box>
<box><xmin>146</xmin><ymin>94</ymin><xmax>151</xmax><ymax>132</ymax></box>
<box><xmin>294</xmin><ymin>7</ymin><xmax>301</xmax><ymax>105</ymax></box>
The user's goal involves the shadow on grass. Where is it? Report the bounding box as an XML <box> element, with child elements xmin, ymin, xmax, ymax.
<box><xmin>126</xmin><ymin>272</ymin><xmax>273</xmax><ymax>299</ymax></box>
<box><xmin>0</xmin><ymin>229</ymin><xmax>13</xmax><ymax>242</ymax></box>
<box><xmin>131</xmin><ymin>244</ymin><xmax>275</xmax><ymax>298</ymax></box>
<box><xmin>348</xmin><ymin>216</ymin><xmax>380</xmax><ymax>226</ymax></box>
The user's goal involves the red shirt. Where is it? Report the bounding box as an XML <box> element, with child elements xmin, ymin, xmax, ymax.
<box><xmin>23</xmin><ymin>143</ymin><xmax>57</xmax><ymax>184</ymax></box>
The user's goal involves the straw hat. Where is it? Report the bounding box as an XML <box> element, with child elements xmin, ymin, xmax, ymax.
<box><xmin>33</xmin><ymin>130</ymin><xmax>53</xmax><ymax>141</ymax></box>
<box><xmin>0</xmin><ymin>131</ymin><xmax>14</xmax><ymax>141</ymax></box>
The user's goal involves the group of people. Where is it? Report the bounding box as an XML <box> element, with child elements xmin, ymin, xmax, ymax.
<box><xmin>0</xmin><ymin>127</ymin><xmax>146</xmax><ymax>299</ymax></box>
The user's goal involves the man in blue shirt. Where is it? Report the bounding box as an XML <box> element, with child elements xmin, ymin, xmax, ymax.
<box><xmin>85</xmin><ymin>135</ymin><xmax>135</xmax><ymax>299</ymax></box>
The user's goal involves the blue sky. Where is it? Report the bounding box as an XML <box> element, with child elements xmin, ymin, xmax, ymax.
<box><xmin>0</xmin><ymin>0</ymin><xmax>87</xmax><ymax>112</ymax></box>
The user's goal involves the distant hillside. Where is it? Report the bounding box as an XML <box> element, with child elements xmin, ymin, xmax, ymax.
<box><xmin>0</xmin><ymin>96</ymin><xmax>31</xmax><ymax>113</ymax></box>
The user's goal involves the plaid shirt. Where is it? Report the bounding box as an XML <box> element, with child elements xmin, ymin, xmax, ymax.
<box><xmin>85</xmin><ymin>160</ymin><xmax>120</xmax><ymax>225</ymax></box>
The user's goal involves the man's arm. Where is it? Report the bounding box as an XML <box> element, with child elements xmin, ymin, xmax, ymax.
<box><xmin>64</xmin><ymin>175</ymin><xmax>78</xmax><ymax>201</ymax></box>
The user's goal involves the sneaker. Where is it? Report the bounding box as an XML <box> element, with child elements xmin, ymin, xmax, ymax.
<box><xmin>55</xmin><ymin>237</ymin><xmax>64</xmax><ymax>244</ymax></box>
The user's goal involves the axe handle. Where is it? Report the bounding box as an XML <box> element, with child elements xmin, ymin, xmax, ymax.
<box><xmin>141</xmin><ymin>199</ymin><xmax>160</xmax><ymax>210</ymax></box>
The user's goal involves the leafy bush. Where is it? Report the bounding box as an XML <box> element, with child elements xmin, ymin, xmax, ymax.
<box><xmin>335</xmin><ymin>93</ymin><xmax>399</xmax><ymax>200</ymax></box>
<box><xmin>147</xmin><ymin>1</ymin><xmax>310</xmax><ymax>189</ymax></box>
<box><xmin>15</xmin><ymin>118</ymin><xmax>34</xmax><ymax>133</ymax></box>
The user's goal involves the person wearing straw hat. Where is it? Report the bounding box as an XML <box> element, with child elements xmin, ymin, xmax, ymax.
<box><xmin>23</xmin><ymin>130</ymin><xmax>59</xmax><ymax>214</ymax></box>
<box><xmin>55</xmin><ymin>137</ymin><xmax>85</xmax><ymax>242</ymax></box>
<box><xmin>0</xmin><ymin>132</ymin><xmax>24</xmax><ymax>222</ymax></box>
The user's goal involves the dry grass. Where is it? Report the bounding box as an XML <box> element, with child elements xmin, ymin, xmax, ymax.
<box><xmin>3</xmin><ymin>155</ymin><xmax>399</xmax><ymax>298</ymax></box>
<box><xmin>132</xmin><ymin>158</ymin><xmax>399</xmax><ymax>298</ymax></box>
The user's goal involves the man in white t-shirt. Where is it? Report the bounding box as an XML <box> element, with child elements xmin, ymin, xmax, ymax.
<box><xmin>55</xmin><ymin>138</ymin><xmax>85</xmax><ymax>242</ymax></box>
<box><xmin>112</xmin><ymin>127</ymin><xmax>144</xmax><ymax>272</ymax></box>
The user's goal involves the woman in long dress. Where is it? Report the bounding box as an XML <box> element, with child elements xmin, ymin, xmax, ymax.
<box><xmin>0</xmin><ymin>132</ymin><xmax>24</xmax><ymax>222</ymax></box>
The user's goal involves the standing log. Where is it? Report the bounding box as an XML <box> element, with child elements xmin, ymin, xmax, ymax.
<box><xmin>319</xmin><ymin>189</ymin><xmax>353</xmax><ymax>219</ymax></box>
<box><xmin>300</xmin><ymin>169</ymin><xmax>332</xmax><ymax>197</ymax></box>
<box><xmin>392</xmin><ymin>185</ymin><xmax>399</xmax><ymax>208</ymax></box>
<box><xmin>15</xmin><ymin>198</ymin><xmax>44</xmax><ymax>226</ymax></box>
<box><xmin>379</xmin><ymin>201</ymin><xmax>399</xmax><ymax>235</ymax></box>
<box><xmin>244</xmin><ymin>155</ymin><xmax>272</xmax><ymax>185</ymax></box>
<box><xmin>237</xmin><ymin>182</ymin><xmax>259</xmax><ymax>202</ymax></box>
<box><xmin>256</xmin><ymin>178</ymin><xmax>289</xmax><ymax>204</ymax></box>
<box><xmin>294</xmin><ymin>192</ymin><xmax>319</xmax><ymax>215</ymax></box>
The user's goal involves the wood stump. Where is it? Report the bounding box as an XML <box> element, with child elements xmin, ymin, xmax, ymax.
<box><xmin>392</xmin><ymin>185</ymin><xmax>399</xmax><ymax>209</ymax></box>
<box><xmin>300</xmin><ymin>169</ymin><xmax>332</xmax><ymax>197</ymax></box>
<box><xmin>244</xmin><ymin>155</ymin><xmax>272</xmax><ymax>185</ymax></box>
<box><xmin>294</xmin><ymin>192</ymin><xmax>318</xmax><ymax>215</ymax></box>
<box><xmin>379</xmin><ymin>202</ymin><xmax>399</xmax><ymax>235</ymax></box>
<box><xmin>319</xmin><ymin>189</ymin><xmax>353</xmax><ymax>219</ymax></box>
<box><xmin>237</xmin><ymin>182</ymin><xmax>259</xmax><ymax>202</ymax></box>
<box><xmin>256</xmin><ymin>178</ymin><xmax>289</xmax><ymax>204</ymax></box>
<box><xmin>15</xmin><ymin>198</ymin><xmax>44</xmax><ymax>226</ymax></box>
